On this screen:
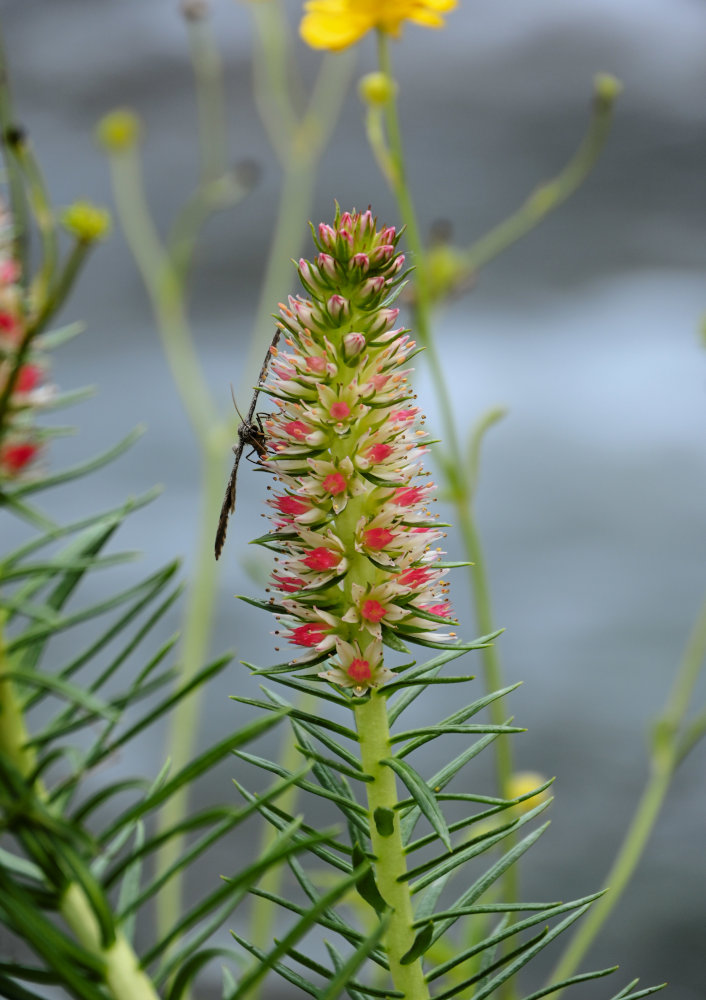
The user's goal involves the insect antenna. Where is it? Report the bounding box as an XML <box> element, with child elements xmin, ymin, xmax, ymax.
<box><xmin>230</xmin><ymin>384</ymin><xmax>247</xmax><ymax>425</ymax></box>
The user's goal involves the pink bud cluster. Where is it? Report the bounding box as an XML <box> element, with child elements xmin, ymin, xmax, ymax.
<box><xmin>259</xmin><ymin>209</ymin><xmax>456</xmax><ymax>695</ymax></box>
<box><xmin>0</xmin><ymin>203</ymin><xmax>52</xmax><ymax>480</ymax></box>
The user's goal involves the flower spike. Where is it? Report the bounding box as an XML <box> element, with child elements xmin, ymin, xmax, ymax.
<box><xmin>253</xmin><ymin>208</ymin><xmax>454</xmax><ymax>695</ymax></box>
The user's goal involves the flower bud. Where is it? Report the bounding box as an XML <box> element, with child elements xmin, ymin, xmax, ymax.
<box><xmin>358</xmin><ymin>71</ymin><xmax>397</xmax><ymax>106</ymax></box>
<box><xmin>62</xmin><ymin>201</ymin><xmax>111</xmax><ymax>243</ymax></box>
<box><xmin>95</xmin><ymin>109</ymin><xmax>141</xmax><ymax>152</ymax></box>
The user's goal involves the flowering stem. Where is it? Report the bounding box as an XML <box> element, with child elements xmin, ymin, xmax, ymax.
<box><xmin>548</xmin><ymin>594</ymin><xmax>706</xmax><ymax>992</ymax></box>
<box><xmin>375</xmin><ymin>33</ymin><xmax>514</xmax><ymax>792</ymax></box>
<box><xmin>461</xmin><ymin>76</ymin><xmax>620</xmax><ymax>276</ymax></box>
<box><xmin>106</xmin><ymin>138</ymin><xmax>229</xmax><ymax>952</ymax></box>
<box><xmin>355</xmin><ymin>691</ymin><xmax>430</xmax><ymax>1000</ymax></box>
<box><xmin>244</xmin><ymin>24</ymin><xmax>352</xmax><ymax>993</ymax></box>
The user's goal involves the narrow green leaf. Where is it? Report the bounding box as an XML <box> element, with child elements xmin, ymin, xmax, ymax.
<box><xmin>166</xmin><ymin>948</ymin><xmax>240</xmax><ymax>1000</ymax></box>
<box><xmin>386</xmin><ymin>647</ymin><xmax>471</xmax><ymax>723</ymax></box>
<box><xmin>103</xmin><ymin>709</ymin><xmax>286</xmax><ymax>842</ymax></box>
<box><xmin>519</xmin><ymin>966</ymin><xmax>618</xmax><ymax>1000</ymax></box>
<box><xmin>401</xmin><ymin>731</ymin><xmax>500</xmax><ymax>843</ymax></box>
<box><xmin>391</xmin><ymin>723</ymin><xmax>524</xmax><ymax>744</ymax></box>
<box><xmin>0</xmin><ymin>973</ymin><xmax>50</xmax><ymax>1000</ymax></box>
<box><xmin>382</xmin><ymin>757</ymin><xmax>451</xmax><ymax>851</ymax></box>
<box><xmin>11</xmin><ymin>426</ymin><xmax>145</xmax><ymax>497</ymax></box>
<box><xmin>450</xmin><ymin>904</ymin><xmax>593</xmax><ymax>1000</ymax></box>
<box><xmin>394</xmin><ymin>683</ymin><xmax>522</xmax><ymax>757</ymax></box>
<box><xmin>380</xmin><ymin>625</ymin><xmax>411</xmax><ymax>653</ymax></box>
<box><xmin>608</xmin><ymin>984</ymin><xmax>667</xmax><ymax>1000</ymax></box>
<box><xmin>400</xmin><ymin>920</ymin><xmax>433</xmax><ymax>965</ymax></box>
<box><xmin>426</xmin><ymin>892</ymin><xmax>605</xmax><ymax>982</ymax></box>
<box><xmin>37</xmin><ymin>320</ymin><xmax>85</xmax><ymax>349</ymax></box>
<box><xmin>116</xmin><ymin>822</ymin><xmax>144</xmax><ymax>943</ymax></box>
<box><xmin>229</xmin><ymin>863</ymin><xmax>372</xmax><ymax>999</ymax></box>
<box><xmin>319</xmin><ymin>919</ymin><xmax>392</xmax><ymax>1000</ymax></box>
<box><xmin>433</xmin><ymin>926</ymin><xmax>551</xmax><ymax>1000</ymax></box>
<box><xmin>4</xmin><ymin>668</ymin><xmax>118</xmax><ymax>722</ymax></box>
<box><xmin>247</xmin><ymin>886</ymin><xmax>384</xmax><ymax>966</ymax></box>
<box><xmin>232</xmin><ymin>694</ymin><xmax>359</xmax><ymax>742</ymax></box>
<box><xmin>351</xmin><ymin>843</ymin><xmax>387</xmax><ymax>915</ymax></box>
<box><xmin>413</xmin><ymin>812</ymin><xmax>550</xmax><ymax>900</ymax></box>
<box><xmin>228</xmin><ymin>933</ymin><xmax>318</xmax><ymax>998</ymax></box>
<box><xmin>3</xmin><ymin>488</ymin><xmax>160</xmax><ymax>569</ymax></box>
<box><xmin>222</xmin><ymin>967</ymin><xmax>237</xmax><ymax>999</ymax></box>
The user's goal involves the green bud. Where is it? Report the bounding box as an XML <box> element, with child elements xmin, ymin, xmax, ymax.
<box><xmin>95</xmin><ymin>109</ymin><xmax>141</xmax><ymax>152</ymax></box>
<box><xmin>358</xmin><ymin>71</ymin><xmax>397</xmax><ymax>107</ymax></box>
<box><xmin>62</xmin><ymin>201</ymin><xmax>111</xmax><ymax>243</ymax></box>
<box><xmin>593</xmin><ymin>73</ymin><xmax>623</xmax><ymax>110</ymax></box>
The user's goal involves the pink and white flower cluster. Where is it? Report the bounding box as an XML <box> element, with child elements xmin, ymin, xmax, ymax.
<box><xmin>0</xmin><ymin>202</ymin><xmax>52</xmax><ymax>480</ymax></box>
<box><xmin>260</xmin><ymin>209</ymin><xmax>456</xmax><ymax>695</ymax></box>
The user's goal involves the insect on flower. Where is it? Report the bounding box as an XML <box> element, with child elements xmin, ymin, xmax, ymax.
<box><xmin>214</xmin><ymin>330</ymin><xmax>280</xmax><ymax>560</ymax></box>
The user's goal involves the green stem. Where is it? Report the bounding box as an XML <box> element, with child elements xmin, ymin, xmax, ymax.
<box><xmin>107</xmin><ymin>147</ymin><xmax>217</xmax><ymax>436</ymax></box>
<box><xmin>549</xmin><ymin>595</ymin><xmax>706</xmax><ymax>990</ymax></box>
<box><xmin>60</xmin><ymin>884</ymin><xmax>160</xmax><ymax>1000</ymax></box>
<box><xmin>106</xmin><ymin>141</ymin><xmax>227</xmax><ymax>953</ymax></box>
<box><xmin>462</xmin><ymin>76</ymin><xmax>620</xmax><ymax>276</ymax></box>
<box><xmin>243</xmin><ymin>26</ymin><xmax>353</xmax><ymax>998</ymax></box>
<box><xmin>0</xmin><ymin>615</ymin><xmax>36</xmax><ymax>779</ymax></box>
<box><xmin>375</xmin><ymin>32</ymin><xmax>513</xmax><ymax>795</ymax></box>
<box><xmin>355</xmin><ymin>691</ymin><xmax>430</xmax><ymax>1000</ymax></box>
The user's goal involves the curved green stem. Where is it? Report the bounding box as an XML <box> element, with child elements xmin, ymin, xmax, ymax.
<box><xmin>549</xmin><ymin>595</ymin><xmax>706</xmax><ymax>991</ymax></box>
<box><xmin>106</xmin><ymin>146</ymin><xmax>217</xmax><ymax>437</ymax></box>
<box><xmin>462</xmin><ymin>75</ymin><xmax>620</xmax><ymax>276</ymax></box>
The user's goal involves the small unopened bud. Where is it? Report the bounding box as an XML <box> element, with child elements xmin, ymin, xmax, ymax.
<box><xmin>359</xmin><ymin>275</ymin><xmax>386</xmax><ymax>304</ymax></box>
<box><xmin>317</xmin><ymin>253</ymin><xmax>338</xmax><ymax>281</ymax></box>
<box><xmin>358</xmin><ymin>71</ymin><xmax>397</xmax><ymax>106</ymax></box>
<box><xmin>327</xmin><ymin>294</ymin><xmax>349</xmax><ymax>321</ymax></box>
<box><xmin>318</xmin><ymin>223</ymin><xmax>337</xmax><ymax>250</ymax></box>
<box><xmin>370</xmin><ymin>243</ymin><xmax>395</xmax><ymax>266</ymax></box>
<box><xmin>342</xmin><ymin>332</ymin><xmax>366</xmax><ymax>360</ymax></box>
<box><xmin>62</xmin><ymin>201</ymin><xmax>111</xmax><ymax>243</ymax></box>
<box><xmin>95</xmin><ymin>109</ymin><xmax>141</xmax><ymax>152</ymax></box>
<box><xmin>349</xmin><ymin>252</ymin><xmax>370</xmax><ymax>274</ymax></box>
<box><xmin>593</xmin><ymin>73</ymin><xmax>622</xmax><ymax>111</ymax></box>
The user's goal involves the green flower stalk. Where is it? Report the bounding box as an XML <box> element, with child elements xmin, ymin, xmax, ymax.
<box><xmin>253</xmin><ymin>208</ymin><xmax>460</xmax><ymax>997</ymax></box>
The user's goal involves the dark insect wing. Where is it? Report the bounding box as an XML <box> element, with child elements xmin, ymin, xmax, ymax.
<box><xmin>214</xmin><ymin>329</ymin><xmax>281</xmax><ymax>560</ymax></box>
<box><xmin>214</xmin><ymin>442</ymin><xmax>244</xmax><ymax>560</ymax></box>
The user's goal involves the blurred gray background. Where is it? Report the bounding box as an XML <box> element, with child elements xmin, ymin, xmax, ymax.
<box><xmin>1</xmin><ymin>0</ymin><xmax>705</xmax><ymax>997</ymax></box>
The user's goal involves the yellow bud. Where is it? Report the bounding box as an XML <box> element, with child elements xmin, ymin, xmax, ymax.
<box><xmin>62</xmin><ymin>201</ymin><xmax>111</xmax><ymax>243</ymax></box>
<box><xmin>95</xmin><ymin>109</ymin><xmax>141</xmax><ymax>152</ymax></box>
<box><xmin>507</xmin><ymin>771</ymin><xmax>551</xmax><ymax>814</ymax></box>
<box><xmin>358</xmin><ymin>72</ymin><xmax>397</xmax><ymax>107</ymax></box>
<box><xmin>593</xmin><ymin>73</ymin><xmax>623</xmax><ymax>109</ymax></box>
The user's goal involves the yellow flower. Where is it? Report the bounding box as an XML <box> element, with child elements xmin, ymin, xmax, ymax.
<box><xmin>300</xmin><ymin>0</ymin><xmax>456</xmax><ymax>51</ymax></box>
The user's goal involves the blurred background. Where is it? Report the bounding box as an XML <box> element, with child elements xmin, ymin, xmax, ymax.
<box><xmin>1</xmin><ymin>0</ymin><xmax>705</xmax><ymax>997</ymax></box>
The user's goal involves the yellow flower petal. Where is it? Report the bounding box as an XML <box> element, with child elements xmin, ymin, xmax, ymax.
<box><xmin>300</xmin><ymin>0</ymin><xmax>456</xmax><ymax>51</ymax></box>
